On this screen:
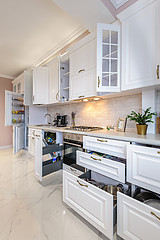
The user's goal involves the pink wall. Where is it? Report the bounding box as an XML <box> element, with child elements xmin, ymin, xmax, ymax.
<box><xmin>0</xmin><ymin>77</ymin><xmax>13</xmax><ymax>148</ymax></box>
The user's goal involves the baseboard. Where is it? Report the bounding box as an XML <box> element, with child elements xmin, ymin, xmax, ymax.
<box><xmin>0</xmin><ymin>145</ymin><xmax>13</xmax><ymax>150</ymax></box>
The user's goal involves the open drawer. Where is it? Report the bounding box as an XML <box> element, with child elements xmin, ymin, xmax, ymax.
<box><xmin>63</xmin><ymin>170</ymin><xmax>128</xmax><ymax>240</ymax></box>
<box><xmin>77</xmin><ymin>151</ymin><xmax>125</xmax><ymax>183</ymax></box>
<box><xmin>117</xmin><ymin>191</ymin><xmax>160</xmax><ymax>240</ymax></box>
<box><xmin>127</xmin><ymin>144</ymin><xmax>160</xmax><ymax>194</ymax></box>
<box><xmin>83</xmin><ymin>136</ymin><xmax>130</xmax><ymax>158</ymax></box>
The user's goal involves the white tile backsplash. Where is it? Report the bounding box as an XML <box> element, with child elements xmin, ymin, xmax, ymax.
<box><xmin>48</xmin><ymin>93</ymin><xmax>142</xmax><ymax>132</ymax></box>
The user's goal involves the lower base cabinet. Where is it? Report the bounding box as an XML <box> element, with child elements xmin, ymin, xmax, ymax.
<box><xmin>63</xmin><ymin>170</ymin><xmax>117</xmax><ymax>240</ymax></box>
<box><xmin>117</xmin><ymin>192</ymin><xmax>160</xmax><ymax>240</ymax></box>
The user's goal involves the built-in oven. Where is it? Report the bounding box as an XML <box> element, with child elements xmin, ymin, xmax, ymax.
<box><xmin>63</xmin><ymin>132</ymin><xmax>85</xmax><ymax>172</ymax></box>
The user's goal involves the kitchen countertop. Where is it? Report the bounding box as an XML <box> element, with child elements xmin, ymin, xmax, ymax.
<box><xmin>29</xmin><ymin>125</ymin><xmax>160</xmax><ymax>146</ymax></box>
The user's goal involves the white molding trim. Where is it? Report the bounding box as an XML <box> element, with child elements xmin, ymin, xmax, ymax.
<box><xmin>0</xmin><ymin>74</ymin><xmax>15</xmax><ymax>80</ymax></box>
<box><xmin>110</xmin><ymin>0</ymin><xmax>128</xmax><ymax>9</ymax></box>
<box><xmin>117</xmin><ymin>0</ymin><xmax>156</xmax><ymax>21</ymax></box>
<box><xmin>27</xmin><ymin>26</ymin><xmax>87</xmax><ymax>69</ymax></box>
<box><xmin>0</xmin><ymin>145</ymin><xmax>13</xmax><ymax>150</ymax></box>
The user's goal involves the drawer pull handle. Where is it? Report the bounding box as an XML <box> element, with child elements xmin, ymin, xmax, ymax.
<box><xmin>36</xmin><ymin>135</ymin><xmax>40</xmax><ymax>137</ymax></box>
<box><xmin>70</xmin><ymin>168</ymin><xmax>76</xmax><ymax>172</ymax></box>
<box><xmin>77</xmin><ymin>180</ymin><xmax>88</xmax><ymax>188</ymax></box>
<box><xmin>157</xmin><ymin>65</ymin><xmax>159</xmax><ymax>79</ymax></box>
<box><xmin>97</xmin><ymin>139</ymin><xmax>108</xmax><ymax>142</ymax></box>
<box><xmin>157</xmin><ymin>151</ymin><xmax>160</xmax><ymax>154</ymax></box>
<box><xmin>78</xmin><ymin>95</ymin><xmax>85</xmax><ymax>98</ymax></box>
<box><xmin>151</xmin><ymin>212</ymin><xmax>160</xmax><ymax>221</ymax></box>
<box><xmin>32</xmin><ymin>137</ymin><xmax>35</xmax><ymax>140</ymax></box>
<box><xmin>91</xmin><ymin>156</ymin><xmax>101</xmax><ymax>161</ymax></box>
<box><xmin>78</xmin><ymin>69</ymin><xmax>85</xmax><ymax>74</ymax></box>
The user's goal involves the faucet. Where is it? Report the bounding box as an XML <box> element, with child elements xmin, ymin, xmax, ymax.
<box><xmin>45</xmin><ymin>113</ymin><xmax>52</xmax><ymax>125</ymax></box>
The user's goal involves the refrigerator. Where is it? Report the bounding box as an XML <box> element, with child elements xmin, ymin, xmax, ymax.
<box><xmin>5</xmin><ymin>90</ymin><xmax>47</xmax><ymax>154</ymax></box>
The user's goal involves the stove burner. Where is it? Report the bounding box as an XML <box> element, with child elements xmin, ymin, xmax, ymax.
<box><xmin>68</xmin><ymin>126</ymin><xmax>104</xmax><ymax>132</ymax></box>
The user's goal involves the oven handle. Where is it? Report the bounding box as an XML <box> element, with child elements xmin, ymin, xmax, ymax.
<box><xmin>63</xmin><ymin>141</ymin><xmax>82</xmax><ymax>148</ymax></box>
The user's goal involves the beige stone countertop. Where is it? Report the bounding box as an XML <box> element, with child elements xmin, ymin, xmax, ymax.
<box><xmin>29</xmin><ymin>125</ymin><xmax>160</xmax><ymax>146</ymax></box>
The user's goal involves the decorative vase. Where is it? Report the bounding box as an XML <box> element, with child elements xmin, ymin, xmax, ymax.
<box><xmin>136</xmin><ymin>125</ymin><xmax>148</xmax><ymax>135</ymax></box>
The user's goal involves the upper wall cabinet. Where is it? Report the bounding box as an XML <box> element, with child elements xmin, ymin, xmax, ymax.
<box><xmin>33</xmin><ymin>67</ymin><xmax>49</xmax><ymax>104</ymax></box>
<box><xmin>118</xmin><ymin>0</ymin><xmax>160</xmax><ymax>91</ymax></box>
<box><xmin>12</xmin><ymin>71</ymin><xmax>33</xmax><ymax>106</ymax></box>
<box><xmin>68</xmin><ymin>23</ymin><xmax>121</xmax><ymax>100</ymax></box>
<box><xmin>97</xmin><ymin>23</ymin><xmax>120</xmax><ymax>92</ymax></box>
<box><xmin>48</xmin><ymin>56</ymin><xmax>59</xmax><ymax>104</ymax></box>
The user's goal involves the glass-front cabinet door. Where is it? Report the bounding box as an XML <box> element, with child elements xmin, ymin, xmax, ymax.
<box><xmin>97</xmin><ymin>23</ymin><xmax>120</xmax><ymax>92</ymax></box>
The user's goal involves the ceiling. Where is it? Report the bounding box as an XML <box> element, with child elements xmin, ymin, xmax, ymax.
<box><xmin>0</xmin><ymin>0</ymin><xmax>115</xmax><ymax>79</ymax></box>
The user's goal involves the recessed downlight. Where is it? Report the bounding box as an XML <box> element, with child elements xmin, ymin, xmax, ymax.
<box><xmin>83</xmin><ymin>99</ymin><xmax>88</xmax><ymax>102</ymax></box>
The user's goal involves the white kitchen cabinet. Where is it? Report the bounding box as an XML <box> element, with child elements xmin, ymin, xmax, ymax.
<box><xmin>13</xmin><ymin>124</ymin><xmax>25</xmax><ymax>154</ymax></box>
<box><xmin>63</xmin><ymin>170</ymin><xmax>117</xmax><ymax>240</ymax></box>
<box><xmin>117</xmin><ymin>192</ymin><xmax>160</xmax><ymax>240</ymax></box>
<box><xmin>69</xmin><ymin>68</ymin><xmax>96</xmax><ymax>100</ymax></box>
<box><xmin>97</xmin><ymin>23</ymin><xmax>120</xmax><ymax>92</ymax></box>
<box><xmin>12</xmin><ymin>71</ymin><xmax>33</xmax><ymax>105</ymax></box>
<box><xmin>33</xmin><ymin>67</ymin><xmax>49</xmax><ymax>104</ymax></box>
<box><xmin>127</xmin><ymin>144</ymin><xmax>160</xmax><ymax>194</ymax></box>
<box><xmin>83</xmin><ymin>136</ymin><xmax>129</xmax><ymax>158</ymax></box>
<box><xmin>48</xmin><ymin>56</ymin><xmax>59</xmax><ymax>104</ymax></box>
<box><xmin>118</xmin><ymin>0</ymin><xmax>160</xmax><ymax>91</ymax></box>
<box><xmin>28</xmin><ymin>128</ymin><xmax>35</xmax><ymax>157</ymax></box>
<box><xmin>77</xmin><ymin>151</ymin><xmax>125</xmax><ymax>183</ymax></box>
<box><xmin>35</xmin><ymin>129</ymin><xmax>42</xmax><ymax>181</ymax></box>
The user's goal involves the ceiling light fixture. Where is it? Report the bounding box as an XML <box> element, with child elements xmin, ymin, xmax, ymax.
<box><xmin>83</xmin><ymin>99</ymin><xmax>88</xmax><ymax>102</ymax></box>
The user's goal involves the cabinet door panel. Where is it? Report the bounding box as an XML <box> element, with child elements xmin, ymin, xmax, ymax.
<box><xmin>33</xmin><ymin>67</ymin><xmax>48</xmax><ymax>104</ymax></box>
<box><xmin>127</xmin><ymin>145</ymin><xmax>160</xmax><ymax>194</ymax></box>
<box><xmin>63</xmin><ymin>170</ymin><xmax>114</xmax><ymax>240</ymax></box>
<box><xmin>117</xmin><ymin>192</ymin><xmax>160</xmax><ymax>240</ymax></box>
<box><xmin>70</xmin><ymin>39</ymin><xmax>96</xmax><ymax>77</ymax></box>
<box><xmin>97</xmin><ymin>23</ymin><xmax>120</xmax><ymax>92</ymax></box>
<box><xmin>69</xmin><ymin>68</ymin><xmax>96</xmax><ymax>100</ymax></box>
<box><xmin>48</xmin><ymin>59</ymin><xmax>59</xmax><ymax>104</ymax></box>
<box><xmin>35</xmin><ymin>131</ymin><xmax>42</xmax><ymax>181</ymax></box>
<box><xmin>121</xmin><ymin>3</ymin><xmax>157</xmax><ymax>90</ymax></box>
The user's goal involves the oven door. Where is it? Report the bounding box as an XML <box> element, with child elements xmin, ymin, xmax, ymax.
<box><xmin>63</xmin><ymin>140</ymin><xmax>85</xmax><ymax>172</ymax></box>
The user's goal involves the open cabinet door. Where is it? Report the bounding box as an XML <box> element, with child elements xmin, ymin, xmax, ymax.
<box><xmin>13</xmin><ymin>124</ymin><xmax>25</xmax><ymax>154</ymax></box>
<box><xmin>5</xmin><ymin>90</ymin><xmax>24</xmax><ymax>126</ymax></box>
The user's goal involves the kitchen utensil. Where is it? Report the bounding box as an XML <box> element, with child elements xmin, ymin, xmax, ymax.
<box><xmin>103</xmin><ymin>184</ymin><xmax>124</xmax><ymax>195</ymax></box>
<box><xmin>144</xmin><ymin>199</ymin><xmax>160</xmax><ymax>211</ymax></box>
<box><xmin>135</xmin><ymin>192</ymin><xmax>160</xmax><ymax>202</ymax></box>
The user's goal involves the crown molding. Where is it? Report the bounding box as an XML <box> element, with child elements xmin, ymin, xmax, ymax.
<box><xmin>27</xmin><ymin>26</ymin><xmax>87</xmax><ymax>69</ymax></box>
<box><xmin>0</xmin><ymin>74</ymin><xmax>15</xmax><ymax>80</ymax></box>
<box><xmin>110</xmin><ymin>0</ymin><xmax>128</xmax><ymax>9</ymax></box>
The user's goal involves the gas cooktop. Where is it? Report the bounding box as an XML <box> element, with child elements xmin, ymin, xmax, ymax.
<box><xmin>66</xmin><ymin>126</ymin><xmax>104</xmax><ymax>132</ymax></box>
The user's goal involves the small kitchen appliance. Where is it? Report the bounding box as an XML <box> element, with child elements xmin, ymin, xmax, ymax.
<box><xmin>53</xmin><ymin>114</ymin><xmax>68</xmax><ymax>127</ymax></box>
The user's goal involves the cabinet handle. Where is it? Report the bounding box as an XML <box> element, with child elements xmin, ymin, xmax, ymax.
<box><xmin>157</xmin><ymin>65</ymin><xmax>159</xmax><ymax>79</ymax></box>
<box><xmin>56</xmin><ymin>92</ymin><xmax>59</xmax><ymax>101</ymax></box>
<box><xmin>77</xmin><ymin>180</ymin><xmax>88</xmax><ymax>188</ymax></box>
<box><xmin>98</xmin><ymin>76</ymin><xmax>100</xmax><ymax>88</ymax></box>
<box><xmin>97</xmin><ymin>139</ymin><xmax>108</xmax><ymax>142</ymax></box>
<box><xmin>70</xmin><ymin>168</ymin><xmax>76</xmax><ymax>172</ymax></box>
<box><xmin>78</xmin><ymin>69</ymin><xmax>85</xmax><ymax>74</ymax></box>
<box><xmin>151</xmin><ymin>211</ymin><xmax>160</xmax><ymax>221</ymax></box>
<box><xmin>36</xmin><ymin>135</ymin><xmax>40</xmax><ymax>137</ymax></box>
<box><xmin>78</xmin><ymin>96</ymin><xmax>85</xmax><ymax>98</ymax></box>
<box><xmin>91</xmin><ymin>156</ymin><xmax>101</xmax><ymax>161</ymax></box>
<box><xmin>33</xmin><ymin>96</ymin><xmax>34</xmax><ymax>102</ymax></box>
<box><xmin>157</xmin><ymin>151</ymin><xmax>160</xmax><ymax>154</ymax></box>
<box><xmin>32</xmin><ymin>137</ymin><xmax>35</xmax><ymax>140</ymax></box>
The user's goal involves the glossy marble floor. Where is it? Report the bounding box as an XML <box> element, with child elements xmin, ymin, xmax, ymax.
<box><xmin>0</xmin><ymin>148</ymin><xmax>119</xmax><ymax>240</ymax></box>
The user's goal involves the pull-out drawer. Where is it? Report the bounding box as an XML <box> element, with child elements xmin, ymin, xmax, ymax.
<box><xmin>77</xmin><ymin>151</ymin><xmax>125</xmax><ymax>183</ymax></box>
<box><xmin>117</xmin><ymin>192</ymin><xmax>160</xmax><ymax>240</ymax></box>
<box><xmin>63</xmin><ymin>163</ymin><xmax>84</xmax><ymax>177</ymax></box>
<box><xmin>63</xmin><ymin>170</ymin><xmax>117</xmax><ymax>240</ymax></box>
<box><xmin>83</xmin><ymin>136</ymin><xmax>129</xmax><ymax>158</ymax></box>
<box><xmin>127</xmin><ymin>144</ymin><xmax>160</xmax><ymax>194</ymax></box>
